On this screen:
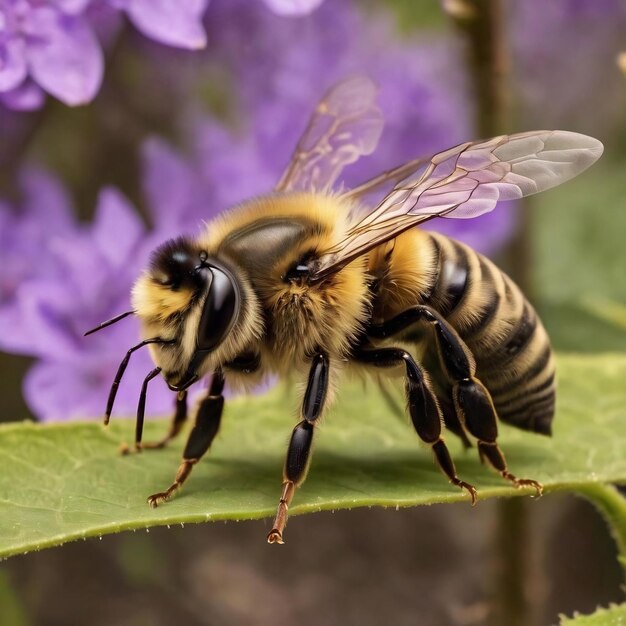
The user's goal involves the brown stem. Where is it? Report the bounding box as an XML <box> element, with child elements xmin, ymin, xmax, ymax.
<box><xmin>449</xmin><ymin>0</ymin><xmax>510</xmax><ymax>137</ymax></box>
<box><xmin>449</xmin><ymin>0</ymin><xmax>532</xmax><ymax>294</ymax></box>
<box><xmin>448</xmin><ymin>2</ymin><xmax>534</xmax><ymax>625</ymax></box>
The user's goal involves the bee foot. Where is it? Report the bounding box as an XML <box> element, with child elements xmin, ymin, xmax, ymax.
<box><xmin>455</xmin><ymin>480</ymin><xmax>478</xmax><ymax>505</ymax></box>
<box><xmin>502</xmin><ymin>472</ymin><xmax>543</xmax><ymax>497</ymax></box>
<box><xmin>147</xmin><ymin>490</ymin><xmax>174</xmax><ymax>508</ymax></box>
<box><xmin>139</xmin><ymin>439</ymin><xmax>169</xmax><ymax>450</ymax></box>
<box><xmin>267</xmin><ymin>529</ymin><xmax>285</xmax><ymax>544</ymax></box>
<box><xmin>119</xmin><ymin>442</ymin><xmax>142</xmax><ymax>456</ymax></box>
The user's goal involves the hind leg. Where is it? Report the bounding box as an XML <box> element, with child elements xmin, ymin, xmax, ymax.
<box><xmin>368</xmin><ymin>305</ymin><xmax>542</xmax><ymax>494</ymax></box>
<box><xmin>440</xmin><ymin>397</ymin><xmax>472</xmax><ymax>450</ymax></box>
<box><xmin>355</xmin><ymin>346</ymin><xmax>477</xmax><ymax>504</ymax></box>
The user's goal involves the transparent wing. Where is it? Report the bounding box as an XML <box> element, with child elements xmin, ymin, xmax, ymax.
<box><xmin>340</xmin><ymin>155</ymin><xmax>430</xmax><ymax>203</ymax></box>
<box><xmin>275</xmin><ymin>76</ymin><xmax>384</xmax><ymax>193</ymax></box>
<box><xmin>312</xmin><ymin>130</ymin><xmax>603</xmax><ymax>280</ymax></box>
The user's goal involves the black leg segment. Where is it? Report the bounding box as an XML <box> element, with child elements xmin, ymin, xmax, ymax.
<box><xmin>147</xmin><ymin>371</ymin><xmax>226</xmax><ymax>508</ymax></box>
<box><xmin>302</xmin><ymin>353</ymin><xmax>329</xmax><ymax>422</ymax></box>
<box><xmin>105</xmin><ymin>338</ymin><xmax>173</xmax><ymax>425</ymax></box>
<box><xmin>268</xmin><ymin>354</ymin><xmax>329</xmax><ymax>545</ymax></box>
<box><xmin>143</xmin><ymin>390</ymin><xmax>188</xmax><ymax>450</ymax></box>
<box><xmin>284</xmin><ymin>421</ymin><xmax>315</xmax><ymax>483</ymax></box>
<box><xmin>135</xmin><ymin>367</ymin><xmax>162</xmax><ymax>450</ymax></box>
<box><xmin>369</xmin><ymin>305</ymin><xmax>542</xmax><ymax>495</ymax></box>
<box><xmin>355</xmin><ymin>346</ymin><xmax>477</xmax><ymax>504</ymax></box>
<box><xmin>121</xmin><ymin>389</ymin><xmax>188</xmax><ymax>455</ymax></box>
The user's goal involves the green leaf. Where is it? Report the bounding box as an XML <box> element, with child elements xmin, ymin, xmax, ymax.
<box><xmin>539</xmin><ymin>300</ymin><xmax>626</xmax><ymax>353</ymax></box>
<box><xmin>559</xmin><ymin>603</ymin><xmax>626</xmax><ymax>625</ymax></box>
<box><xmin>1</xmin><ymin>353</ymin><xmax>626</xmax><ymax>559</ymax></box>
<box><xmin>533</xmin><ymin>160</ymin><xmax>626</xmax><ymax>303</ymax></box>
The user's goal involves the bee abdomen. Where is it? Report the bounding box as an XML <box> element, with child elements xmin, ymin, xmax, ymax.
<box><xmin>423</xmin><ymin>234</ymin><xmax>555</xmax><ymax>435</ymax></box>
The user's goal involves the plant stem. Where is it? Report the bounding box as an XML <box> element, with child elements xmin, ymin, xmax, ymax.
<box><xmin>448</xmin><ymin>2</ymin><xmax>535</xmax><ymax>624</ymax></box>
<box><xmin>575</xmin><ymin>484</ymin><xmax>626</xmax><ymax>577</ymax></box>
<box><xmin>449</xmin><ymin>0</ymin><xmax>510</xmax><ymax>137</ymax></box>
<box><xmin>492</xmin><ymin>497</ymin><xmax>528</xmax><ymax>626</ymax></box>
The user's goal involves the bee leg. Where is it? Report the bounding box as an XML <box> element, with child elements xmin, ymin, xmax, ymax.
<box><xmin>440</xmin><ymin>398</ymin><xmax>473</xmax><ymax>450</ymax></box>
<box><xmin>372</xmin><ymin>305</ymin><xmax>543</xmax><ymax>496</ymax></box>
<box><xmin>355</xmin><ymin>347</ymin><xmax>477</xmax><ymax>504</ymax></box>
<box><xmin>456</xmin><ymin>384</ymin><xmax>543</xmax><ymax>496</ymax></box>
<box><xmin>147</xmin><ymin>372</ymin><xmax>225</xmax><ymax>507</ymax></box>
<box><xmin>268</xmin><ymin>353</ymin><xmax>329</xmax><ymax>545</ymax></box>
<box><xmin>120</xmin><ymin>390</ymin><xmax>188</xmax><ymax>455</ymax></box>
<box><xmin>424</xmin><ymin>310</ymin><xmax>542</xmax><ymax>495</ymax></box>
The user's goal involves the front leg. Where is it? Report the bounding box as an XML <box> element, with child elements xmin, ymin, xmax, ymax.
<box><xmin>120</xmin><ymin>390</ymin><xmax>188</xmax><ymax>455</ymax></box>
<box><xmin>147</xmin><ymin>371</ymin><xmax>225</xmax><ymax>507</ymax></box>
<box><xmin>267</xmin><ymin>353</ymin><xmax>329</xmax><ymax>545</ymax></box>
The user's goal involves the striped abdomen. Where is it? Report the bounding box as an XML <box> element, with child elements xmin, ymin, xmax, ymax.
<box><xmin>419</xmin><ymin>232</ymin><xmax>555</xmax><ymax>435</ymax></box>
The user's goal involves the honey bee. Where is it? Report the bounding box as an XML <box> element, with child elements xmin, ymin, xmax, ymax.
<box><xmin>86</xmin><ymin>77</ymin><xmax>603</xmax><ymax>544</ymax></box>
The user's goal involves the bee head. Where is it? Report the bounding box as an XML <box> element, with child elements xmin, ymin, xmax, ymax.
<box><xmin>149</xmin><ymin>236</ymin><xmax>207</xmax><ymax>293</ymax></box>
<box><xmin>132</xmin><ymin>237</ymin><xmax>248</xmax><ymax>389</ymax></box>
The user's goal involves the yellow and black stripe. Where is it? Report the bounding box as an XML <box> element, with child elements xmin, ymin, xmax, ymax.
<box><xmin>417</xmin><ymin>232</ymin><xmax>555</xmax><ymax>435</ymax></box>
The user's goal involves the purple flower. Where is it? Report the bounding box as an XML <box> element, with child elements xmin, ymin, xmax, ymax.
<box><xmin>0</xmin><ymin>0</ymin><xmax>210</xmax><ymax>109</ymax></box>
<box><xmin>262</xmin><ymin>0</ymin><xmax>325</xmax><ymax>16</ymax></box>
<box><xmin>113</xmin><ymin>0</ymin><xmax>208</xmax><ymax>50</ymax></box>
<box><xmin>0</xmin><ymin>176</ymin><xmax>179</xmax><ymax>421</ymax></box>
<box><xmin>0</xmin><ymin>0</ymin><xmax>329</xmax><ymax>111</ymax></box>
<box><xmin>0</xmin><ymin>1</ymin><xmax>104</xmax><ymax>106</ymax></box>
<box><xmin>0</xmin><ymin>167</ymin><xmax>74</xmax><ymax>330</ymax></box>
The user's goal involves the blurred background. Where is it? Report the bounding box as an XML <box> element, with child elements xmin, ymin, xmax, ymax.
<box><xmin>1</xmin><ymin>0</ymin><xmax>626</xmax><ymax>624</ymax></box>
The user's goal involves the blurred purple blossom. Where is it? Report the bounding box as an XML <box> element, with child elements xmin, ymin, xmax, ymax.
<box><xmin>1</xmin><ymin>0</ymin><xmax>517</xmax><ymax>422</ymax></box>
<box><xmin>0</xmin><ymin>0</ymin><xmax>209</xmax><ymax>108</ymax></box>
<box><xmin>0</xmin><ymin>174</ymin><xmax>177</xmax><ymax>420</ymax></box>
<box><xmin>0</xmin><ymin>0</ymin><xmax>328</xmax><ymax>110</ymax></box>
<box><xmin>509</xmin><ymin>0</ymin><xmax>626</xmax><ymax>133</ymax></box>
<box><xmin>0</xmin><ymin>167</ymin><xmax>73</xmax><ymax>326</ymax></box>
<box><xmin>262</xmin><ymin>0</ymin><xmax>324</xmax><ymax>16</ymax></box>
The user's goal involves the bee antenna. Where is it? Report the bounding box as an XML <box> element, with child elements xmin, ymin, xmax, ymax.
<box><xmin>84</xmin><ymin>310</ymin><xmax>135</xmax><ymax>337</ymax></box>
<box><xmin>104</xmin><ymin>338</ymin><xmax>173</xmax><ymax>426</ymax></box>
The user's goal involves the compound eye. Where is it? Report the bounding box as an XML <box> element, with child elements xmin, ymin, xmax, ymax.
<box><xmin>197</xmin><ymin>266</ymin><xmax>240</xmax><ymax>352</ymax></box>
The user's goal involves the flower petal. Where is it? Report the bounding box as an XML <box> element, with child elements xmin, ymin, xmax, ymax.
<box><xmin>19</xmin><ymin>166</ymin><xmax>75</xmax><ymax>229</ymax></box>
<box><xmin>141</xmin><ymin>137</ymin><xmax>200</xmax><ymax>231</ymax></box>
<box><xmin>91</xmin><ymin>187</ymin><xmax>144</xmax><ymax>267</ymax></box>
<box><xmin>24</xmin><ymin>355</ymin><xmax>173</xmax><ymax>422</ymax></box>
<box><xmin>262</xmin><ymin>0</ymin><xmax>325</xmax><ymax>16</ymax></box>
<box><xmin>122</xmin><ymin>0</ymin><xmax>209</xmax><ymax>49</ymax></box>
<box><xmin>0</xmin><ymin>39</ymin><xmax>27</xmax><ymax>91</ymax></box>
<box><xmin>56</xmin><ymin>0</ymin><xmax>94</xmax><ymax>15</ymax></box>
<box><xmin>0</xmin><ymin>80</ymin><xmax>45</xmax><ymax>110</ymax></box>
<box><xmin>26</xmin><ymin>8</ymin><xmax>104</xmax><ymax>106</ymax></box>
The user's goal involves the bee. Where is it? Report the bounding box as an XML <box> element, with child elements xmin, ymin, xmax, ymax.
<box><xmin>86</xmin><ymin>77</ymin><xmax>603</xmax><ymax>544</ymax></box>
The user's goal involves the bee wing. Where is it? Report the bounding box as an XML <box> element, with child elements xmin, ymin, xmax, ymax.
<box><xmin>340</xmin><ymin>155</ymin><xmax>430</xmax><ymax>203</ymax></box>
<box><xmin>275</xmin><ymin>76</ymin><xmax>384</xmax><ymax>193</ymax></box>
<box><xmin>312</xmin><ymin>130</ymin><xmax>603</xmax><ymax>280</ymax></box>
